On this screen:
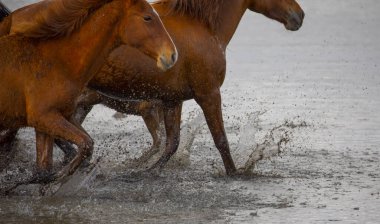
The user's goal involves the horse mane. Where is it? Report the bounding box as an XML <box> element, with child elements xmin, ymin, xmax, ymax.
<box><xmin>22</xmin><ymin>0</ymin><xmax>112</xmax><ymax>39</ymax></box>
<box><xmin>161</xmin><ymin>0</ymin><xmax>225</xmax><ymax>32</ymax></box>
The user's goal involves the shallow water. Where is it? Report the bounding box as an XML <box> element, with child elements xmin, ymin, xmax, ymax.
<box><xmin>1</xmin><ymin>0</ymin><xmax>380</xmax><ymax>223</ymax></box>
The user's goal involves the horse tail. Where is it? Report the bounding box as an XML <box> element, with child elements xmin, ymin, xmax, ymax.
<box><xmin>0</xmin><ymin>2</ymin><xmax>11</xmax><ymax>37</ymax></box>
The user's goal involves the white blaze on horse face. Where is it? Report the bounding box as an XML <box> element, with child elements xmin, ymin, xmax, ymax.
<box><xmin>152</xmin><ymin>8</ymin><xmax>159</xmax><ymax>16</ymax></box>
<box><xmin>153</xmin><ymin>7</ymin><xmax>178</xmax><ymax>70</ymax></box>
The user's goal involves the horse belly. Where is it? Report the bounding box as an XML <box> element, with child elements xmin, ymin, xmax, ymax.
<box><xmin>91</xmin><ymin>45</ymin><xmax>195</xmax><ymax>101</ymax></box>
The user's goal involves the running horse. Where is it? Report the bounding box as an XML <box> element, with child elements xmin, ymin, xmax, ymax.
<box><xmin>0</xmin><ymin>0</ymin><xmax>177</xmax><ymax>181</ymax></box>
<box><xmin>2</xmin><ymin>0</ymin><xmax>304</xmax><ymax>176</ymax></box>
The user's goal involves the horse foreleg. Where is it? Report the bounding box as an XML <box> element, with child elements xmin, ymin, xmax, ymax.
<box><xmin>195</xmin><ymin>90</ymin><xmax>237</xmax><ymax>176</ymax></box>
<box><xmin>53</xmin><ymin>104</ymin><xmax>93</xmax><ymax>164</ymax></box>
<box><xmin>150</xmin><ymin>102</ymin><xmax>182</xmax><ymax>170</ymax></box>
<box><xmin>35</xmin><ymin>131</ymin><xmax>54</xmax><ymax>174</ymax></box>
<box><xmin>54</xmin><ymin>89</ymin><xmax>99</xmax><ymax>164</ymax></box>
<box><xmin>53</xmin><ymin>104</ymin><xmax>92</xmax><ymax>164</ymax></box>
<box><xmin>33</xmin><ymin>113</ymin><xmax>93</xmax><ymax>182</ymax></box>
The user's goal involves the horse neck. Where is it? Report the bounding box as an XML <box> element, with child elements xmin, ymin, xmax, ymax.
<box><xmin>43</xmin><ymin>1</ymin><xmax>122</xmax><ymax>84</ymax></box>
<box><xmin>214</xmin><ymin>0</ymin><xmax>248</xmax><ymax>48</ymax></box>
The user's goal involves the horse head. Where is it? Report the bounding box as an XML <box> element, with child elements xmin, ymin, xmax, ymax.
<box><xmin>118</xmin><ymin>0</ymin><xmax>178</xmax><ymax>71</ymax></box>
<box><xmin>247</xmin><ymin>0</ymin><xmax>305</xmax><ymax>31</ymax></box>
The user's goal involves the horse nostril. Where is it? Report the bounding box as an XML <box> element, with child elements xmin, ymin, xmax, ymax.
<box><xmin>300</xmin><ymin>11</ymin><xmax>305</xmax><ymax>20</ymax></box>
<box><xmin>171</xmin><ymin>52</ymin><xmax>177</xmax><ymax>63</ymax></box>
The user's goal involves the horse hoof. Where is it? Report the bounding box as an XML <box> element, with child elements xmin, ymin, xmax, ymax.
<box><xmin>31</xmin><ymin>171</ymin><xmax>56</xmax><ymax>184</ymax></box>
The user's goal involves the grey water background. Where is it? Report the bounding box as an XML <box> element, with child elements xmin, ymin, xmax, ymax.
<box><xmin>0</xmin><ymin>0</ymin><xmax>380</xmax><ymax>223</ymax></box>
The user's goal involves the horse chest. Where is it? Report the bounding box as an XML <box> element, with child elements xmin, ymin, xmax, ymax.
<box><xmin>0</xmin><ymin>92</ymin><xmax>27</xmax><ymax>128</ymax></box>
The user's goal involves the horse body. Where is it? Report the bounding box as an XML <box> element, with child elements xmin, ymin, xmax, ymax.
<box><xmin>0</xmin><ymin>0</ymin><xmax>177</xmax><ymax>180</ymax></box>
<box><xmin>86</xmin><ymin>0</ymin><xmax>304</xmax><ymax>175</ymax></box>
<box><xmin>1</xmin><ymin>0</ymin><xmax>304</xmax><ymax>176</ymax></box>
<box><xmin>90</xmin><ymin>18</ymin><xmax>223</xmax><ymax>101</ymax></box>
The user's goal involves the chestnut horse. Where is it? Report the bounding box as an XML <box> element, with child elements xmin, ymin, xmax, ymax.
<box><xmin>2</xmin><ymin>0</ymin><xmax>304</xmax><ymax>176</ymax></box>
<box><xmin>74</xmin><ymin>0</ymin><xmax>304</xmax><ymax>176</ymax></box>
<box><xmin>0</xmin><ymin>0</ymin><xmax>177</xmax><ymax>181</ymax></box>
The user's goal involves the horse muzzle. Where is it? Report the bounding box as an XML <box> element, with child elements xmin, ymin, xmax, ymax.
<box><xmin>285</xmin><ymin>9</ymin><xmax>305</xmax><ymax>31</ymax></box>
<box><xmin>157</xmin><ymin>48</ymin><xmax>178</xmax><ymax>71</ymax></box>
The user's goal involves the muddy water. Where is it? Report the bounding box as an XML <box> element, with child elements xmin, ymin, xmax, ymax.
<box><xmin>1</xmin><ymin>0</ymin><xmax>380</xmax><ymax>223</ymax></box>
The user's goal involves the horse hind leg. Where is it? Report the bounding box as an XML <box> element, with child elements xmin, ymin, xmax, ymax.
<box><xmin>102</xmin><ymin>98</ymin><xmax>166</xmax><ymax>164</ymax></box>
<box><xmin>149</xmin><ymin>102</ymin><xmax>182</xmax><ymax>170</ymax></box>
<box><xmin>140</xmin><ymin>101</ymin><xmax>165</xmax><ymax>151</ymax></box>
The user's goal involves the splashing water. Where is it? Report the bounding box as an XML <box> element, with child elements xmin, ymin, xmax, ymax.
<box><xmin>235</xmin><ymin>112</ymin><xmax>308</xmax><ymax>173</ymax></box>
<box><xmin>124</xmin><ymin>111</ymin><xmax>205</xmax><ymax>170</ymax></box>
<box><xmin>0</xmin><ymin>109</ymin><xmax>308</xmax><ymax>195</ymax></box>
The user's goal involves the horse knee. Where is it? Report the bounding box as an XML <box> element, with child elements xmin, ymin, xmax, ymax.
<box><xmin>77</xmin><ymin>137</ymin><xmax>94</xmax><ymax>157</ymax></box>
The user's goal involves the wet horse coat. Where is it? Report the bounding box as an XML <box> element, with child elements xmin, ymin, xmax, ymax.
<box><xmin>0</xmin><ymin>0</ymin><xmax>177</xmax><ymax>181</ymax></box>
<box><xmin>1</xmin><ymin>0</ymin><xmax>304</xmax><ymax>175</ymax></box>
<box><xmin>77</xmin><ymin>0</ymin><xmax>304</xmax><ymax>175</ymax></box>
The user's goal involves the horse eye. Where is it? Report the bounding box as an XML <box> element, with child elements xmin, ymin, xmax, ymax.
<box><xmin>143</xmin><ymin>15</ymin><xmax>152</xmax><ymax>22</ymax></box>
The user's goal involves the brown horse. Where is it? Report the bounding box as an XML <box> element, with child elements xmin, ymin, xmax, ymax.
<box><xmin>74</xmin><ymin>0</ymin><xmax>304</xmax><ymax>176</ymax></box>
<box><xmin>3</xmin><ymin>0</ymin><xmax>304</xmax><ymax>176</ymax></box>
<box><xmin>0</xmin><ymin>0</ymin><xmax>177</xmax><ymax>181</ymax></box>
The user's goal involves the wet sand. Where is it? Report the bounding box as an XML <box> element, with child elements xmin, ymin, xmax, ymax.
<box><xmin>1</xmin><ymin>0</ymin><xmax>380</xmax><ymax>223</ymax></box>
